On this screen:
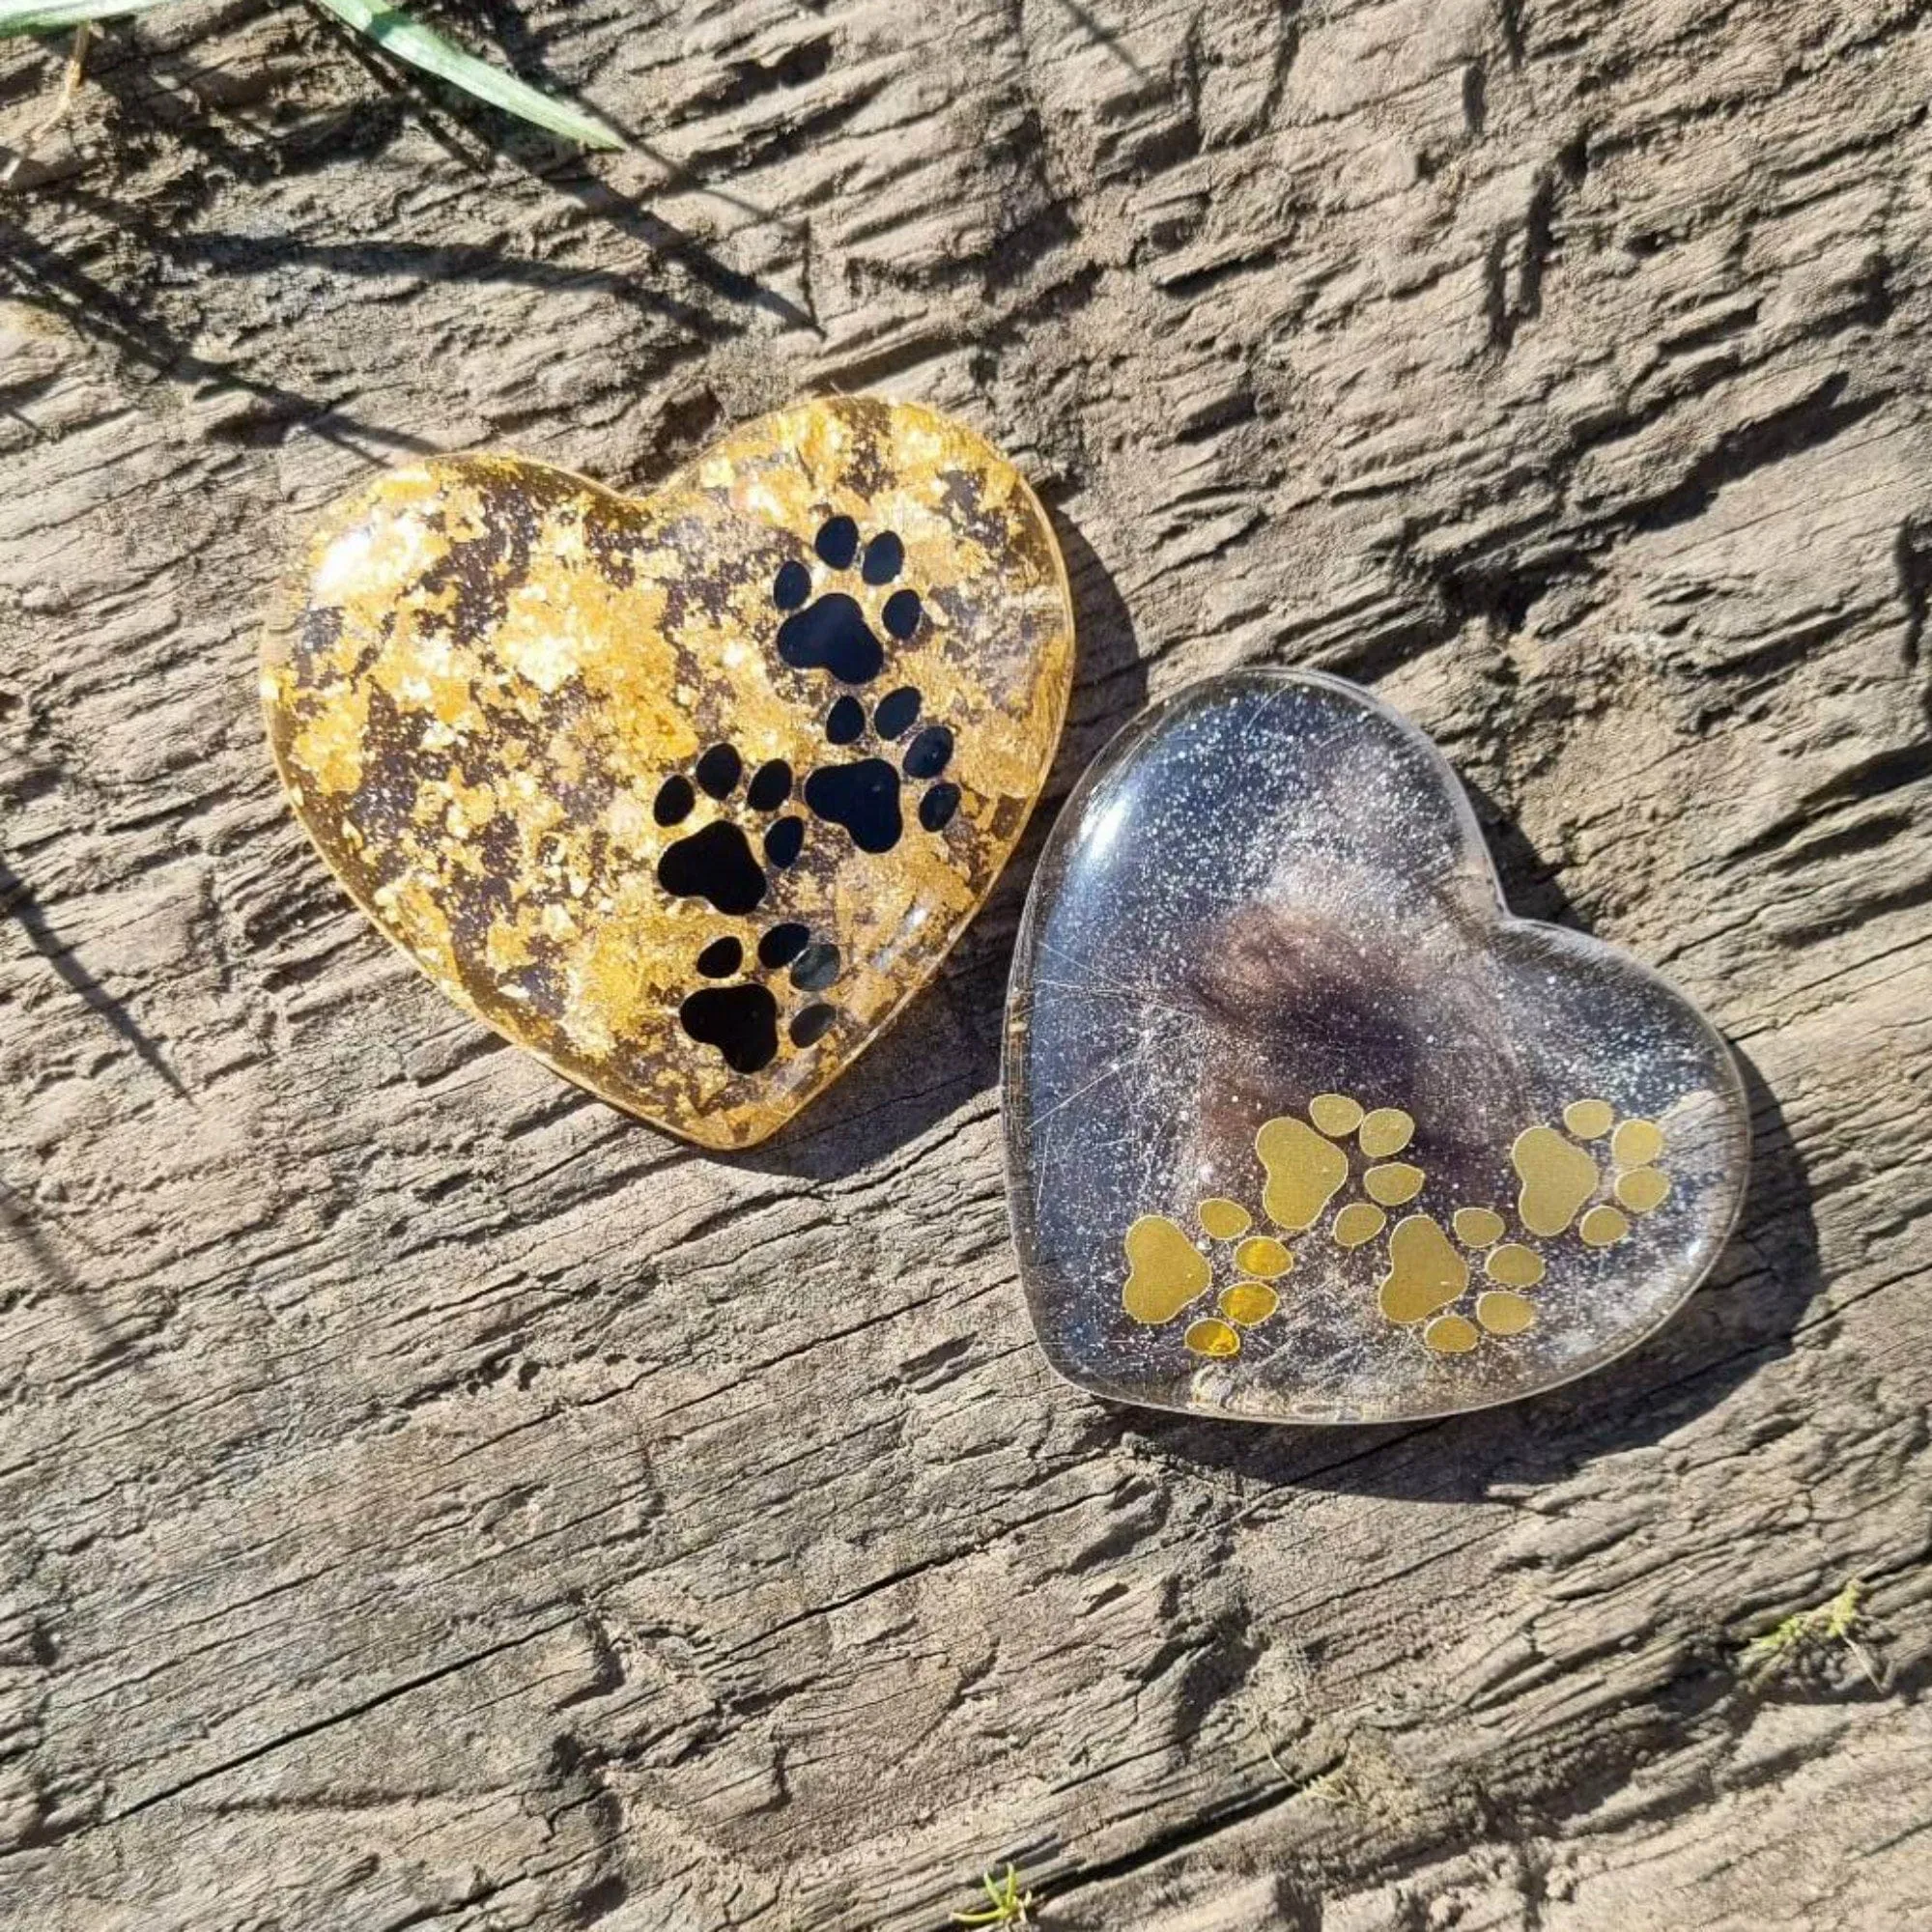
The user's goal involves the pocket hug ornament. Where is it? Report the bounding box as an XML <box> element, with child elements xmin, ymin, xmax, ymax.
<box><xmin>263</xmin><ymin>397</ymin><xmax>1074</xmax><ymax>1150</ymax></box>
<box><xmin>1004</xmin><ymin>670</ymin><xmax>1749</xmax><ymax>1424</ymax></box>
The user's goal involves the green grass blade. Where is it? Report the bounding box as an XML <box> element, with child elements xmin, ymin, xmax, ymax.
<box><xmin>313</xmin><ymin>0</ymin><xmax>623</xmax><ymax>148</ymax></box>
<box><xmin>0</xmin><ymin>0</ymin><xmax>172</xmax><ymax>35</ymax></box>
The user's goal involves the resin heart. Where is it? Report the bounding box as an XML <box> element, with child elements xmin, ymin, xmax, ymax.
<box><xmin>1004</xmin><ymin>670</ymin><xmax>1749</xmax><ymax>1424</ymax></box>
<box><xmin>263</xmin><ymin>397</ymin><xmax>1073</xmax><ymax>1149</ymax></box>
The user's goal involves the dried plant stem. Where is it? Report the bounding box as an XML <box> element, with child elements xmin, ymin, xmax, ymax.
<box><xmin>0</xmin><ymin>0</ymin><xmax>621</xmax><ymax>156</ymax></box>
<box><xmin>2</xmin><ymin>18</ymin><xmax>92</xmax><ymax>189</ymax></box>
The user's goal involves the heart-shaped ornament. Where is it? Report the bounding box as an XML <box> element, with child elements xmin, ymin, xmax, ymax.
<box><xmin>1004</xmin><ymin>670</ymin><xmax>1749</xmax><ymax>1424</ymax></box>
<box><xmin>264</xmin><ymin>397</ymin><xmax>1073</xmax><ymax>1149</ymax></box>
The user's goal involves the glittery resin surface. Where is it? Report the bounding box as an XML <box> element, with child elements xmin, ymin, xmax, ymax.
<box><xmin>1004</xmin><ymin>670</ymin><xmax>1749</xmax><ymax>1424</ymax></box>
<box><xmin>263</xmin><ymin>397</ymin><xmax>1074</xmax><ymax>1150</ymax></box>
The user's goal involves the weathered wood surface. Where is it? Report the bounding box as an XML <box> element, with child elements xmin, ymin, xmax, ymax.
<box><xmin>2</xmin><ymin>0</ymin><xmax>1929</xmax><ymax>1925</ymax></box>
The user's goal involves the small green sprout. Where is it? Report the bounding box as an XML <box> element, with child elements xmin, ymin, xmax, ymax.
<box><xmin>952</xmin><ymin>1863</ymin><xmax>1036</xmax><ymax>1928</ymax></box>
<box><xmin>1741</xmin><ymin>1579</ymin><xmax>1884</xmax><ymax>1690</ymax></box>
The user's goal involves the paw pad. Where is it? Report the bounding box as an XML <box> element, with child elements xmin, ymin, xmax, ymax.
<box><xmin>1122</xmin><ymin>1214</ymin><xmax>1212</xmax><ymax>1325</ymax></box>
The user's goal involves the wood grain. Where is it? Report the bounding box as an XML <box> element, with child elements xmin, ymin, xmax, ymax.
<box><xmin>2</xmin><ymin>0</ymin><xmax>1927</xmax><ymax>1925</ymax></box>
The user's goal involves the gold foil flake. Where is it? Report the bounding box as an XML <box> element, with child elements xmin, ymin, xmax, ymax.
<box><xmin>1512</xmin><ymin>1123</ymin><xmax>1600</xmax><ymax>1237</ymax></box>
<box><xmin>288</xmin><ymin>681</ymin><xmax>371</xmax><ymax>796</ymax></box>
<box><xmin>1122</xmin><ymin>1214</ymin><xmax>1211</xmax><ymax>1324</ymax></box>
<box><xmin>1308</xmin><ymin>1092</ymin><xmax>1364</xmax><ymax>1138</ymax></box>
<box><xmin>1198</xmin><ymin>1197</ymin><xmax>1252</xmax><ymax>1240</ymax></box>
<box><xmin>1256</xmin><ymin>1114</ymin><xmax>1350</xmax><ymax>1231</ymax></box>
<box><xmin>1358</xmin><ymin>1107</ymin><xmax>1414</xmax><ymax>1158</ymax></box>
<box><xmin>1453</xmin><ymin>1207</ymin><xmax>1506</xmax><ymax>1248</ymax></box>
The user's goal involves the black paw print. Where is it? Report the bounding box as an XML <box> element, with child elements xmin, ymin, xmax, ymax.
<box><xmin>655</xmin><ymin>743</ymin><xmax>807</xmax><ymax>915</ymax></box>
<box><xmin>807</xmin><ymin>687</ymin><xmax>960</xmax><ymax>854</ymax></box>
<box><xmin>678</xmin><ymin>923</ymin><xmax>840</xmax><ymax>1073</ymax></box>
<box><xmin>772</xmin><ymin>516</ymin><xmax>923</xmax><ymax>686</ymax></box>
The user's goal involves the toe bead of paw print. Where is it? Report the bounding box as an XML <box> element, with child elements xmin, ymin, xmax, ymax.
<box><xmin>655</xmin><ymin>743</ymin><xmax>807</xmax><ymax>915</ymax></box>
<box><xmin>773</xmin><ymin>516</ymin><xmax>924</xmax><ymax>686</ymax></box>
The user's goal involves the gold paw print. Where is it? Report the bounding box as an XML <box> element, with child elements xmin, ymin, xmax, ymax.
<box><xmin>1122</xmin><ymin>1193</ymin><xmax>1293</xmax><ymax>1360</ymax></box>
<box><xmin>1373</xmin><ymin>1095</ymin><xmax>1672</xmax><ymax>1353</ymax></box>
<box><xmin>1374</xmin><ymin>1205</ymin><xmax>1542</xmax><ymax>1353</ymax></box>
<box><xmin>1120</xmin><ymin>1094</ymin><xmax>1675</xmax><ymax>1364</ymax></box>
<box><xmin>1514</xmin><ymin>1099</ymin><xmax>1669</xmax><ymax>1245</ymax></box>
<box><xmin>1261</xmin><ymin>1092</ymin><xmax>1426</xmax><ymax>1244</ymax></box>
<box><xmin>1121</xmin><ymin>1091</ymin><xmax>1426</xmax><ymax>1361</ymax></box>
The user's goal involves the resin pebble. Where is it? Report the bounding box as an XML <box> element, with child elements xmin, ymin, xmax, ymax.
<box><xmin>263</xmin><ymin>396</ymin><xmax>1074</xmax><ymax>1150</ymax></box>
<box><xmin>1003</xmin><ymin>669</ymin><xmax>1749</xmax><ymax>1424</ymax></box>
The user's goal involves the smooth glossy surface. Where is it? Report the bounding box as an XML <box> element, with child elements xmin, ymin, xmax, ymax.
<box><xmin>264</xmin><ymin>396</ymin><xmax>1074</xmax><ymax>1149</ymax></box>
<box><xmin>1004</xmin><ymin>670</ymin><xmax>1749</xmax><ymax>1424</ymax></box>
